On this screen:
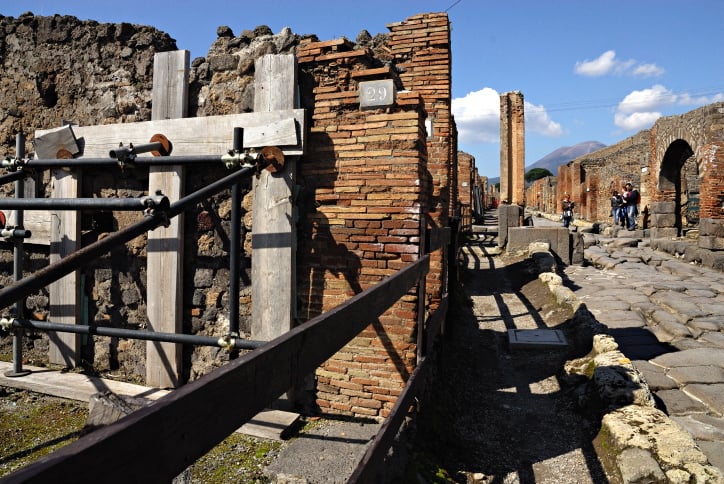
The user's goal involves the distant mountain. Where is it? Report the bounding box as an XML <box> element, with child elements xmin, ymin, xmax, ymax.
<box><xmin>488</xmin><ymin>141</ymin><xmax>606</xmax><ymax>185</ymax></box>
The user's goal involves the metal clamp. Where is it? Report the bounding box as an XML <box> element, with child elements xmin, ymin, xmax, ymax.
<box><xmin>1</xmin><ymin>156</ymin><xmax>23</xmax><ymax>170</ymax></box>
<box><xmin>0</xmin><ymin>317</ymin><xmax>15</xmax><ymax>331</ymax></box>
<box><xmin>143</xmin><ymin>191</ymin><xmax>171</xmax><ymax>227</ymax></box>
<box><xmin>1</xmin><ymin>226</ymin><xmax>32</xmax><ymax>239</ymax></box>
<box><xmin>221</xmin><ymin>149</ymin><xmax>258</xmax><ymax>170</ymax></box>
<box><xmin>217</xmin><ymin>333</ymin><xmax>238</xmax><ymax>352</ymax></box>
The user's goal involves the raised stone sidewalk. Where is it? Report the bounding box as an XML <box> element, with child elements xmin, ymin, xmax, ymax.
<box><xmin>565</xmin><ymin>228</ymin><xmax>724</xmax><ymax>480</ymax></box>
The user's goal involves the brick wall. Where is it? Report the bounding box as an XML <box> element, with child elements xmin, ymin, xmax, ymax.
<box><xmin>699</xmin><ymin>141</ymin><xmax>724</xmax><ymax>219</ymax></box>
<box><xmin>296</xmin><ymin>13</ymin><xmax>452</xmax><ymax>417</ymax></box>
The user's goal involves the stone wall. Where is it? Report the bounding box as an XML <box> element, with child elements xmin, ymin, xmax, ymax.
<box><xmin>526</xmin><ymin>103</ymin><xmax>723</xmax><ymax>230</ymax></box>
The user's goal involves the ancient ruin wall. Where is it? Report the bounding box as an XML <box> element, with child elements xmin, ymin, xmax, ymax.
<box><xmin>1</xmin><ymin>12</ymin><xmax>455</xmax><ymax>418</ymax></box>
<box><xmin>0</xmin><ymin>13</ymin><xmax>305</xmax><ymax>379</ymax></box>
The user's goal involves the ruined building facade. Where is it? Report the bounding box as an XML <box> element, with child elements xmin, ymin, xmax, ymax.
<box><xmin>0</xmin><ymin>12</ymin><xmax>460</xmax><ymax>418</ymax></box>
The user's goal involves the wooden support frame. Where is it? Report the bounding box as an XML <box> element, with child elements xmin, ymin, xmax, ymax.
<box><xmin>146</xmin><ymin>50</ymin><xmax>189</xmax><ymax>388</ymax></box>
<box><xmin>33</xmin><ymin>104</ymin><xmax>304</xmax><ymax>372</ymax></box>
<box><xmin>251</xmin><ymin>54</ymin><xmax>299</xmax><ymax>341</ymax></box>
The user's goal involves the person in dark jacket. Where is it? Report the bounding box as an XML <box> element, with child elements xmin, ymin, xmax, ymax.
<box><xmin>622</xmin><ymin>183</ymin><xmax>640</xmax><ymax>230</ymax></box>
<box><xmin>611</xmin><ymin>190</ymin><xmax>624</xmax><ymax>226</ymax></box>
<box><xmin>561</xmin><ymin>194</ymin><xmax>575</xmax><ymax>228</ymax></box>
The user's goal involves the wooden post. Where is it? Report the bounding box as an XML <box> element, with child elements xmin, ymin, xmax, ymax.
<box><xmin>251</xmin><ymin>54</ymin><xmax>298</xmax><ymax>342</ymax></box>
<box><xmin>146</xmin><ymin>50</ymin><xmax>189</xmax><ymax>388</ymax></box>
<box><xmin>48</xmin><ymin>168</ymin><xmax>81</xmax><ymax>366</ymax></box>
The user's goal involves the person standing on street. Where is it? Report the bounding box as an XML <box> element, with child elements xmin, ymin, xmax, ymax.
<box><xmin>561</xmin><ymin>194</ymin><xmax>575</xmax><ymax>228</ymax></box>
<box><xmin>611</xmin><ymin>190</ymin><xmax>624</xmax><ymax>226</ymax></box>
<box><xmin>622</xmin><ymin>182</ymin><xmax>640</xmax><ymax>230</ymax></box>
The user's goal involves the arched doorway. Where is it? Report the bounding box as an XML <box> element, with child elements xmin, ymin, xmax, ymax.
<box><xmin>658</xmin><ymin>139</ymin><xmax>699</xmax><ymax>235</ymax></box>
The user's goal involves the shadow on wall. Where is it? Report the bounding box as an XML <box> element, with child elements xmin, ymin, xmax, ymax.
<box><xmin>296</xmin><ymin>132</ymin><xmax>416</xmax><ymax>383</ymax></box>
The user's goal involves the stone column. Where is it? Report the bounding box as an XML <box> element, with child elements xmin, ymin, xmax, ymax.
<box><xmin>500</xmin><ymin>91</ymin><xmax>525</xmax><ymax>207</ymax></box>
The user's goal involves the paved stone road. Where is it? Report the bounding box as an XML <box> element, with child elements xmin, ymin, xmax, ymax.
<box><xmin>533</xmin><ymin>214</ymin><xmax>724</xmax><ymax>474</ymax></box>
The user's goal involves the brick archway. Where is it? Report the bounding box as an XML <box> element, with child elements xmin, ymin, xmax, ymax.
<box><xmin>658</xmin><ymin>139</ymin><xmax>697</xmax><ymax>234</ymax></box>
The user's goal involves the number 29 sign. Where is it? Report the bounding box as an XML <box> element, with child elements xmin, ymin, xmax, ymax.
<box><xmin>359</xmin><ymin>80</ymin><xmax>396</xmax><ymax>109</ymax></box>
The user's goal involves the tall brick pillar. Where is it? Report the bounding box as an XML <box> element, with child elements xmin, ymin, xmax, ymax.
<box><xmin>500</xmin><ymin>91</ymin><xmax>525</xmax><ymax>207</ymax></box>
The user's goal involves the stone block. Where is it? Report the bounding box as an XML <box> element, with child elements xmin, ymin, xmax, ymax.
<box><xmin>651</xmin><ymin>201</ymin><xmax>676</xmax><ymax>214</ymax></box>
<box><xmin>701</xmin><ymin>249</ymin><xmax>724</xmax><ymax>271</ymax></box>
<box><xmin>507</xmin><ymin>227</ymin><xmax>571</xmax><ymax>264</ymax></box>
<box><xmin>497</xmin><ymin>204</ymin><xmax>521</xmax><ymax>248</ymax></box>
<box><xmin>650</xmin><ymin>227</ymin><xmax>678</xmax><ymax>239</ymax></box>
<box><xmin>571</xmin><ymin>231</ymin><xmax>584</xmax><ymax>265</ymax></box>
<box><xmin>699</xmin><ymin>218</ymin><xmax>724</xmax><ymax>237</ymax></box>
<box><xmin>616</xmin><ymin>448</ymin><xmax>665</xmax><ymax>484</ymax></box>
<box><xmin>699</xmin><ymin>235</ymin><xmax>724</xmax><ymax>250</ymax></box>
<box><xmin>651</xmin><ymin>213</ymin><xmax>676</xmax><ymax>227</ymax></box>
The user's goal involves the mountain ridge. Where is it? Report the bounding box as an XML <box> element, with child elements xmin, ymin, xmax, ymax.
<box><xmin>487</xmin><ymin>140</ymin><xmax>606</xmax><ymax>184</ymax></box>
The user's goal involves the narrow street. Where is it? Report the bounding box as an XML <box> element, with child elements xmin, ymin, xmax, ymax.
<box><xmin>412</xmin><ymin>211</ymin><xmax>612</xmax><ymax>483</ymax></box>
<box><xmin>412</xmin><ymin>210</ymin><xmax>724</xmax><ymax>483</ymax></box>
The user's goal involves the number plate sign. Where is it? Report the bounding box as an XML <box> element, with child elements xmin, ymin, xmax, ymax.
<box><xmin>359</xmin><ymin>80</ymin><xmax>395</xmax><ymax>109</ymax></box>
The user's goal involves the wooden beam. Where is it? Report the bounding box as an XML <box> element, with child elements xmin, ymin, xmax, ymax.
<box><xmin>47</xmin><ymin>167</ymin><xmax>81</xmax><ymax>367</ymax></box>
<box><xmin>146</xmin><ymin>50</ymin><xmax>188</xmax><ymax>389</ymax></box>
<box><xmin>251</xmin><ymin>54</ymin><xmax>298</xmax><ymax>343</ymax></box>
<box><xmin>17</xmin><ymin>125</ymin><xmax>79</xmax><ymax>246</ymax></box>
<box><xmin>36</xmin><ymin>110</ymin><xmax>304</xmax><ymax>158</ymax></box>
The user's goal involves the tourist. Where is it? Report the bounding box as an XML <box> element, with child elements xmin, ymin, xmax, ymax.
<box><xmin>610</xmin><ymin>190</ymin><xmax>624</xmax><ymax>226</ymax></box>
<box><xmin>561</xmin><ymin>194</ymin><xmax>575</xmax><ymax>228</ymax></box>
<box><xmin>622</xmin><ymin>182</ymin><xmax>640</xmax><ymax>230</ymax></box>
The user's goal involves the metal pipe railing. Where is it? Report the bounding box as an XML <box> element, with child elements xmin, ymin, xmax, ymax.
<box><xmin>228</xmin><ymin>128</ymin><xmax>243</xmax><ymax>341</ymax></box>
<box><xmin>0</xmin><ymin>163</ymin><xmax>257</xmax><ymax>311</ymax></box>
<box><xmin>0</xmin><ymin>170</ymin><xmax>27</xmax><ymax>186</ymax></box>
<box><xmin>3</xmin><ymin>318</ymin><xmax>264</xmax><ymax>351</ymax></box>
<box><xmin>5</xmin><ymin>154</ymin><xmax>244</xmax><ymax>169</ymax></box>
<box><xmin>0</xmin><ymin>195</ymin><xmax>169</xmax><ymax>211</ymax></box>
<box><xmin>5</xmin><ymin>133</ymin><xmax>31</xmax><ymax>377</ymax></box>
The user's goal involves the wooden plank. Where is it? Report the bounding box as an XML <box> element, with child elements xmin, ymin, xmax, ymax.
<box><xmin>251</xmin><ymin>54</ymin><xmax>298</xmax><ymax>342</ymax></box>
<box><xmin>35</xmin><ymin>110</ymin><xmax>305</xmax><ymax>158</ymax></box>
<box><xmin>4</xmin><ymin>176</ymin><xmax>52</xmax><ymax>245</ymax></box>
<box><xmin>34</xmin><ymin>125</ymin><xmax>80</xmax><ymax>159</ymax></box>
<box><xmin>47</xmin><ymin>167</ymin><xmax>81</xmax><ymax>367</ymax></box>
<box><xmin>0</xmin><ymin>362</ymin><xmax>170</xmax><ymax>402</ymax></box>
<box><xmin>146</xmin><ymin>50</ymin><xmax>188</xmax><ymax>389</ymax></box>
<box><xmin>4</xmin><ymin>256</ymin><xmax>428</xmax><ymax>483</ymax></box>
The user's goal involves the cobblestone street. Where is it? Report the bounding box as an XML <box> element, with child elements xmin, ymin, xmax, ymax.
<box><xmin>529</xmin><ymin>212</ymin><xmax>724</xmax><ymax>477</ymax></box>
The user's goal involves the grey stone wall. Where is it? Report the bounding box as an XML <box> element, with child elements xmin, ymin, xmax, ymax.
<box><xmin>0</xmin><ymin>13</ymin><xmax>302</xmax><ymax>381</ymax></box>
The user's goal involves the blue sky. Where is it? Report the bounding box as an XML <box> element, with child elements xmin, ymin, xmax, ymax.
<box><xmin>3</xmin><ymin>0</ymin><xmax>723</xmax><ymax>178</ymax></box>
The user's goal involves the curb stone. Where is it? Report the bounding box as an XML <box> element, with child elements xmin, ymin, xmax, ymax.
<box><xmin>534</xmin><ymin>250</ymin><xmax>724</xmax><ymax>483</ymax></box>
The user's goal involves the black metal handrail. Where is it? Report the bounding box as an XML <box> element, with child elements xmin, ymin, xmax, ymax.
<box><xmin>2</xmin><ymin>254</ymin><xmax>431</xmax><ymax>483</ymax></box>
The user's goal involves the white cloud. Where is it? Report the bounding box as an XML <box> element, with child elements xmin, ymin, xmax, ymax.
<box><xmin>575</xmin><ymin>50</ymin><xmax>663</xmax><ymax>78</ymax></box>
<box><xmin>632</xmin><ymin>63</ymin><xmax>665</xmax><ymax>77</ymax></box>
<box><xmin>575</xmin><ymin>50</ymin><xmax>617</xmax><ymax>76</ymax></box>
<box><xmin>614</xmin><ymin>111</ymin><xmax>662</xmax><ymax>131</ymax></box>
<box><xmin>612</xmin><ymin>84</ymin><xmax>724</xmax><ymax>131</ymax></box>
<box><xmin>525</xmin><ymin>102</ymin><xmax>563</xmax><ymax>137</ymax></box>
<box><xmin>451</xmin><ymin>88</ymin><xmax>500</xmax><ymax>143</ymax></box>
<box><xmin>614</xmin><ymin>84</ymin><xmax>673</xmax><ymax>130</ymax></box>
<box><xmin>677</xmin><ymin>91</ymin><xmax>724</xmax><ymax>105</ymax></box>
<box><xmin>452</xmin><ymin>88</ymin><xmax>563</xmax><ymax>145</ymax></box>
<box><xmin>617</xmin><ymin>84</ymin><xmax>676</xmax><ymax>113</ymax></box>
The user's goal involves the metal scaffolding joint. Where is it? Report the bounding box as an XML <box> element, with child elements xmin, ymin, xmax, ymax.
<box><xmin>1</xmin><ymin>226</ymin><xmax>32</xmax><ymax>239</ymax></box>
